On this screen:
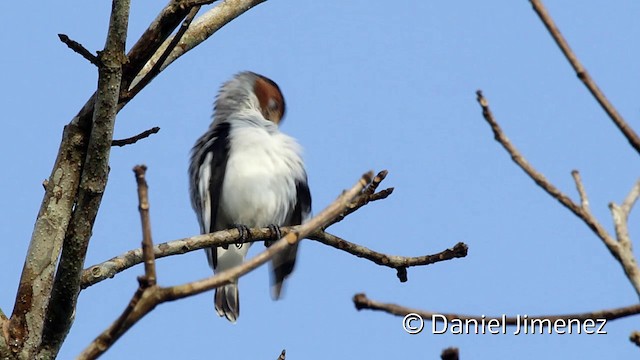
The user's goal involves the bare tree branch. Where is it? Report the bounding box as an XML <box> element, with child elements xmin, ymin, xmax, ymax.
<box><xmin>529</xmin><ymin>0</ymin><xmax>640</xmax><ymax>155</ymax></box>
<box><xmin>76</xmin><ymin>165</ymin><xmax>160</xmax><ymax>360</ymax></box>
<box><xmin>80</xmin><ymin>229</ymin><xmax>466</xmax><ymax>290</ymax></box>
<box><xmin>324</xmin><ymin>170</ymin><xmax>393</xmax><ymax>228</ymax></box>
<box><xmin>2</xmin><ymin>0</ymin><xmax>282</xmax><ymax>358</ymax></box>
<box><xmin>353</xmin><ymin>293</ymin><xmax>640</xmax><ymax>324</ymax></box>
<box><xmin>476</xmin><ymin>90</ymin><xmax>640</xmax><ymax>298</ymax></box>
<box><xmin>58</xmin><ymin>34</ymin><xmax>100</xmax><ymax>66</ymax></box>
<box><xmin>276</xmin><ymin>349</ymin><xmax>286</xmax><ymax>360</ymax></box>
<box><xmin>6</xmin><ymin>124</ymin><xmax>85</xmax><ymax>357</ymax></box>
<box><xmin>609</xmin><ymin>178</ymin><xmax>640</xmax><ymax>263</ymax></box>
<box><xmin>133</xmin><ymin>165</ymin><xmax>157</xmax><ymax>286</ymax></box>
<box><xmin>309</xmin><ymin>232</ymin><xmax>467</xmax><ymax>282</ymax></box>
<box><xmin>127</xmin><ymin>0</ymin><xmax>267</xmax><ymax>96</ymax></box>
<box><xmin>70</xmin><ymin>0</ymin><xmax>193</xmax><ymax>130</ymax></box>
<box><xmin>124</xmin><ymin>5</ymin><xmax>201</xmax><ymax>101</ymax></box>
<box><xmin>179</xmin><ymin>0</ymin><xmax>219</xmax><ymax>7</ymax></box>
<box><xmin>571</xmin><ymin>170</ymin><xmax>590</xmax><ymax>213</ymax></box>
<box><xmin>621</xmin><ymin>178</ymin><xmax>640</xmax><ymax>216</ymax></box>
<box><xmin>77</xmin><ymin>171</ymin><xmax>373</xmax><ymax>359</ymax></box>
<box><xmin>111</xmin><ymin>127</ymin><xmax>160</xmax><ymax>147</ymax></box>
<box><xmin>38</xmin><ymin>0</ymin><xmax>131</xmax><ymax>357</ymax></box>
<box><xmin>79</xmin><ymin>170</ymin><xmax>425</xmax><ymax>288</ymax></box>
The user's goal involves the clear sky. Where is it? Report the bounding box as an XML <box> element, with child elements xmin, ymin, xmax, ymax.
<box><xmin>1</xmin><ymin>1</ymin><xmax>639</xmax><ymax>359</ymax></box>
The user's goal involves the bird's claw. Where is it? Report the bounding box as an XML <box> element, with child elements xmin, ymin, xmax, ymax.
<box><xmin>230</xmin><ymin>224</ymin><xmax>251</xmax><ymax>249</ymax></box>
<box><xmin>265</xmin><ymin>224</ymin><xmax>282</xmax><ymax>247</ymax></box>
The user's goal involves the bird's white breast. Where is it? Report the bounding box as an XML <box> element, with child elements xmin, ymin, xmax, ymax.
<box><xmin>217</xmin><ymin>120</ymin><xmax>305</xmax><ymax>229</ymax></box>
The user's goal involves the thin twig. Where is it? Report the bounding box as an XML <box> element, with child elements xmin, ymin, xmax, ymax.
<box><xmin>179</xmin><ymin>0</ymin><xmax>219</xmax><ymax>7</ymax></box>
<box><xmin>276</xmin><ymin>349</ymin><xmax>286</xmax><ymax>360</ymax></box>
<box><xmin>621</xmin><ymin>178</ymin><xmax>640</xmax><ymax>217</ymax></box>
<box><xmin>476</xmin><ymin>90</ymin><xmax>640</xmax><ymax>298</ymax></box>
<box><xmin>124</xmin><ymin>6</ymin><xmax>201</xmax><ymax>101</ymax></box>
<box><xmin>353</xmin><ymin>293</ymin><xmax>640</xmax><ymax>324</ymax></box>
<box><xmin>325</xmin><ymin>170</ymin><xmax>393</xmax><ymax>228</ymax></box>
<box><xmin>58</xmin><ymin>34</ymin><xmax>100</xmax><ymax>66</ymax></box>
<box><xmin>529</xmin><ymin>0</ymin><xmax>640</xmax><ymax>155</ymax></box>
<box><xmin>133</xmin><ymin>165</ymin><xmax>156</xmax><ymax>286</ymax></box>
<box><xmin>310</xmin><ymin>232</ymin><xmax>467</xmax><ymax>282</ymax></box>
<box><xmin>112</xmin><ymin>127</ymin><xmax>160</xmax><ymax>147</ymax></box>
<box><xmin>78</xmin><ymin>172</ymin><xmax>373</xmax><ymax>359</ymax></box>
<box><xmin>571</xmin><ymin>170</ymin><xmax>590</xmax><ymax>212</ymax></box>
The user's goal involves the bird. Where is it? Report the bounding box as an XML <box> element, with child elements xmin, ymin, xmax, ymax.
<box><xmin>188</xmin><ymin>71</ymin><xmax>312</xmax><ymax>322</ymax></box>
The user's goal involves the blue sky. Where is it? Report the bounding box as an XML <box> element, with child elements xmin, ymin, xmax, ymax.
<box><xmin>1</xmin><ymin>1</ymin><xmax>639</xmax><ymax>358</ymax></box>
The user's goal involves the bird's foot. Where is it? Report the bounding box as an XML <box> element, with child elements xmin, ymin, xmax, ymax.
<box><xmin>230</xmin><ymin>224</ymin><xmax>251</xmax><ymax>249</ymax></box>
<box><xmin>265</xmin><ymin>224</ymin><xmax>282</xmax><ymax>247</ymax></box>
<box><xmin>269</xmin><ymin>224</ymin><xmax>282</xmax><ymax>240</ymax></box>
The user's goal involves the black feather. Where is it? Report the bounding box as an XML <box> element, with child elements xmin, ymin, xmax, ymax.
<box><xmin>193</xmin><ymin>122</ymin><xmax>231</xmax><ymax>269</ymax></box>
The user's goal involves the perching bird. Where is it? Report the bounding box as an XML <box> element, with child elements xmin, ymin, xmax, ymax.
<box><xmin>189</xmin><ymin>71</ymin><xmax>312</xmax><ymax>322</ymax></box>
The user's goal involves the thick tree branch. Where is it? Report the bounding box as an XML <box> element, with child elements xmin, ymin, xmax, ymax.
<box><xmin>127</xmin><ymin>0</ymin><xmax>267</xmax><ymax>97</ymax></box>
<box><xmin>476</xmin><ymin>90</ymin><xmax>640</xmax><ymax>298</ymax></box>
<box><xmin>77</xmin><ymin>171</ymin><xmax>373</xmax><ymax>359</ymax></box>
<box><xmin>39</xmin><ymin>1</ymin><xmax>131</xmax><ymax>358</ymax></box>
<box><xmin>7</xmin><ymin>125</ymin><xmax>86</xmax><ymax>356</ymax></box>
<box><xmin>58</xmin><ymin>34</ymin><xmax>101</xmax><ymax>66</ymax></box>
<box><xmin>4</xmin><ymin>1</ymin><xmax>270</xmax><ymax>358</ymax></box>
<box><xmin>70</xmin><ymin>0</ymin><xmax>193</xmax><ymax>130</ymax></box>
<box><xmin>124</xmin><ymin>5</ymin><xmax>201</xmax><ymax>101</ymax></box>
<box><xmin>353</xmin><ymin>293</ymin><xmax>640</xmax><ymax>324</ymax></box>
<box><xmin>529</xmin><ymin>0</ymin><xmax>640</xmax><ymax>155</ymax></box>
<box><xmin>111</xmin><ymin>127</ymin><xmax>160</xmax><ymax>147</ymax></box>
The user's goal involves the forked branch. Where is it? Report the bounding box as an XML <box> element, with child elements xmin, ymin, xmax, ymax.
<box><xmin>476</xmin><ymin>90</ymin><xmax>640</xmax><ymax>298</ymax></box>
<box><xmin>78</xmin><ymin>170</ymin><xmax>373</xmax><ymax>359</ymax></box>
<box><xmin>79</xmin><ymin>170</ymin><xmax>465</xmax><ymax>289</ymax></box>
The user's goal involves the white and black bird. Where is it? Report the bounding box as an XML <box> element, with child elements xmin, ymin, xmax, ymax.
<box><xmin>189</xmin><ymin>71</ymin><xmax>311</xmax><ymax>322</ymax></box>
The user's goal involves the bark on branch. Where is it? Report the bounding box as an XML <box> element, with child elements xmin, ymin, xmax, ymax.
<box><xmin>38</xmin><ymin>1</ymin><xmax>131</xmax><ymax>358</ymax></box>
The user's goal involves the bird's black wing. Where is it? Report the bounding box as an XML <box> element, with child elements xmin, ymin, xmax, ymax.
<box><xmin>188</xmin><ymin>121</ymin><xmax>231</xmax><ymax>269</ymax></box>
<box><xmin>271</xmin><ymin>176</ymin><xmax>312</xmax><ymax>299</ymax></box>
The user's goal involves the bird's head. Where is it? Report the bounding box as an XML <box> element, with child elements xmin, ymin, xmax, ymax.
<box><xmin>214</xmin><ymin>71</ymin><xmax>286</xmax><ymax>125</ymax></box>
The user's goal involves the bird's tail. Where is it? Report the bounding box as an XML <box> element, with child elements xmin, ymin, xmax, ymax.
<box><xmin>270</xmin><ymin>242</ymin><xmax>299</xmax><ymax>299</ymax></box>
<box><xmin>215</xmin><ymin>283</ymin><xmax>239</xmax><ymax>323</ymax></box>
